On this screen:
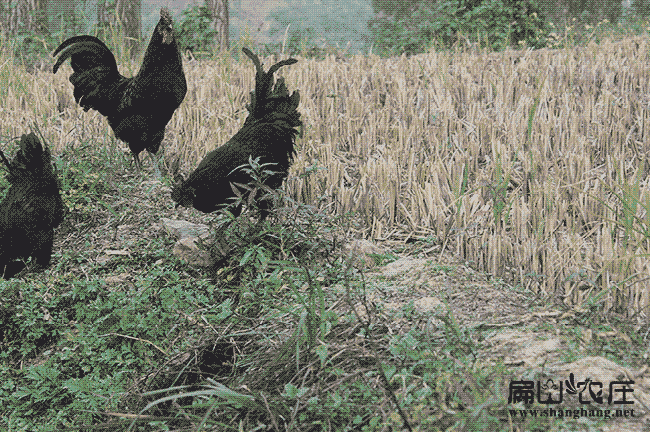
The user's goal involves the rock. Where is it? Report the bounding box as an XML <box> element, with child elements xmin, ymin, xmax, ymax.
<box><xmin>344</xmin><ymin>239</ymin><xmax>386</xmax><ymax>268</ymax></box>
<box><xmin>381</xmin><ymin>257</ymin><xmax>428</xmax><ymax>278</ymax></box>
<box><xmin>161</xmin><ymin>218</ymin><xmax>209</xmax><ymax>240</ymax></box>
<box><xmin>172</xmin><ymin>235</ymin><xmax>214</xmax><ymax>267</ymax></box>
<box><xmin>162</xmin><ymin>218</ymin><xmax>214</xmax><ymax>267</ymax></box>
<box><xmin>414</xmin><ymin>296</ymin><xmax>445</xmax><ymax>313</ymax></box>
<box><xmin>104</xmin><ymin>272</ymin><xmax>130</xmax><ymax>285</ymax></box>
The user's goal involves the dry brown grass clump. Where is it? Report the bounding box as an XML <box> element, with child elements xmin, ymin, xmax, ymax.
<box><xmin>4</xmin><ymin>37</ymin><xmax>649</xmax><ymax>319</ymax></box>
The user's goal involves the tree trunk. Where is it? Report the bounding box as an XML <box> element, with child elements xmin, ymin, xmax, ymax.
<box><xmin>0</xmin><ymin>0</ymin><xmax>50</xmax><ymax>34</ymax></box>
<box><xmin>206</xmin><ymin>0</ymin><xmax>229</xmax><ymax>51</ymax></box>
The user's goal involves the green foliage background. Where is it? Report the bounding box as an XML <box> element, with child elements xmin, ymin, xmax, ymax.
<box><xmin>369</xmin><ymin>0</ymin><xmax>551</xmax><ymax>55</ymax></box>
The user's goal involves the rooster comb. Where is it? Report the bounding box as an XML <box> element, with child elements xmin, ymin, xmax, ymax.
<box><xmin>160</xmin><ymin>7</ymin><xmax>171</xmax><ymax>23</ymax></box>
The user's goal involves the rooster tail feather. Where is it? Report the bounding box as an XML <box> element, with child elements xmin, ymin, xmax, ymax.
<box><xmin>53</xmin><ymin>36</ymin><xmax>117</xmax><ymax>74</ymax></box>
<box><xmin>241</xmin><ymin>48</ymin><xmax>301</xmax><ymax>129</ymax></box>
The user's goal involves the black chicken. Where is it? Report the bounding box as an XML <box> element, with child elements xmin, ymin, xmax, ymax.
<box><xmin>0</xmin><ymin>133</ymin><xmax>66</xmax><ymax>279</ymax></box>
<box><xmin>52</xmin><ymin>7</ymin><xmax>187</xmax><ymax>171</ymax></box>
<box><xmin>171</xmin><ymin>48</ymin><xmax>301</xmax><ymax>217</ymax></box>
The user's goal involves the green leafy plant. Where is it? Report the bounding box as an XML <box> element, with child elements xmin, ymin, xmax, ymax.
<box><xmin>369</xmin><ymin>0</ymin><xmax>461</xmax><ymax>55</ymax></box>
<box><xmin>461</xmin><ymin>0</ymin><xmax>550</xmax><ymax>50</ymax></box>
<box><xmin>176</xmin><ymin>5</ymin><xmax>218</xmax><ymax>57</ymax></box>
<box><xmin>370</xmin><ymin>0</ymin><xmax>551</xmax><ymax>55</ymax></box>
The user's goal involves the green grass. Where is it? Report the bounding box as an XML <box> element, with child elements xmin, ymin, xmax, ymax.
<box><xmin>0</xmin><ymin>135</ymin><xmax>645</xmax><ymax>431</ymax></box>
<box><xmin>0</xmin><ymin>142</ymin><xmax>526</xmax><ymax>431</ymax></box>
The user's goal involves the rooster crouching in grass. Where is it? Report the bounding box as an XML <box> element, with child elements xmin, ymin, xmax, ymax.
<box><xmin>0</xmin><ymin>133</ymin><xmax>65</xmax><ymax>278</ymax></box>
<box><xmin>172</xmin><ymin>48</ymin><xmax>301</xmax><ymax>219</ymax></box>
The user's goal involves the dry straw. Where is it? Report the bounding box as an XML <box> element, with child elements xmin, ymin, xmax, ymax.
<box><xmin>6</xmin><ymin>37</ymin><xmax>650</xmax><ymax>320</ymax></box>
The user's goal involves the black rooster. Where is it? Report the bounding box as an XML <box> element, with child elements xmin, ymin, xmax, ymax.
<box><xmin>52</xmin><ymin>7</ymin><xmax>187</xmax><ymax>171</ymax></box>
<box><xmin>0</xmin><ymin>133</ymin><xmax>66</xmax><ymax>279</ymax></box>
<box><xmin>171</xmin><ymin>48</ymin><xmax>301</xmax><ymax>217</ymax></box>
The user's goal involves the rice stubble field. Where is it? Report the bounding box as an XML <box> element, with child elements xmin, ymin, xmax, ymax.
<box><xmin>29</xmin><ymin>36</ymin><xmax>650</xmax><ymax>319</ymax></box>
